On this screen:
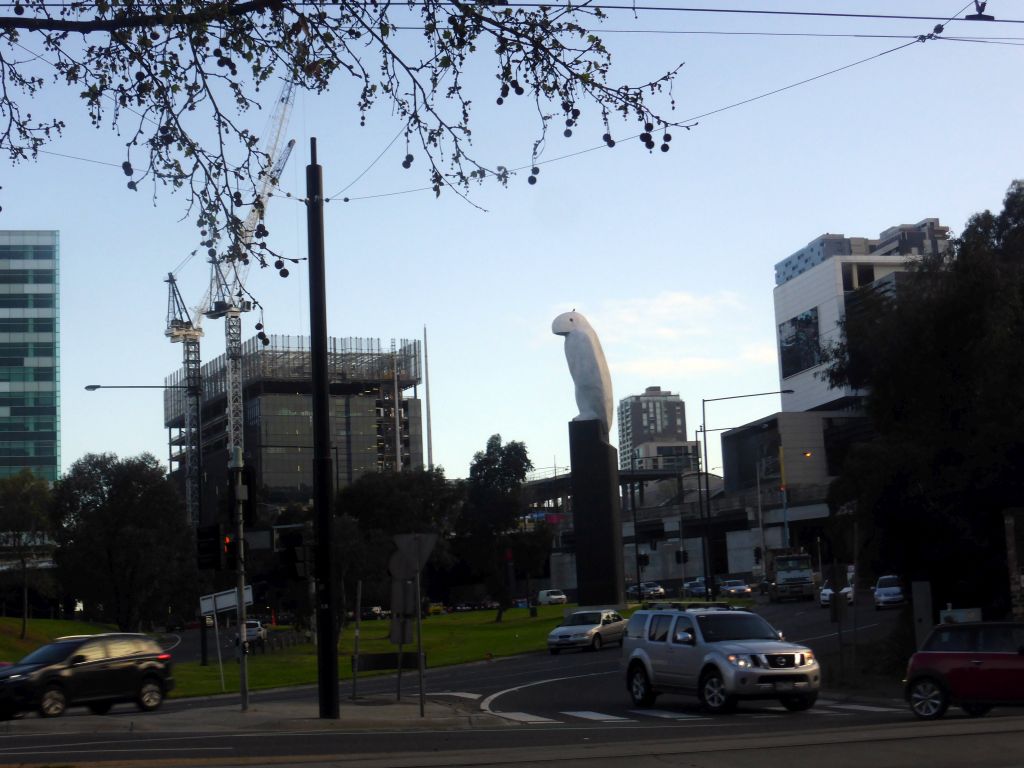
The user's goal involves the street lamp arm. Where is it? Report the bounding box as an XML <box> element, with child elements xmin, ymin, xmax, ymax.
<box><xmin>85</xmin><ymin>384</ymin><xmax>189</xmax><ymax>390</ymax></box>
<box><xmin>702</xmin><ymin>388</ymin><xmax>793</xmax><ymax>405</ymax></box>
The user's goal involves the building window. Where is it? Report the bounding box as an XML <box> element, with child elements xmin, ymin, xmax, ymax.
<box><xmin>778</xmin><ymin>308</ymin><xmax>821</xmax><ymax>378</ymax></box>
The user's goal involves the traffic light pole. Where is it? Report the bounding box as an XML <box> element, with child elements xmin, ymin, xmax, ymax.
<box><xmin>231</xmin><ymin>447</ymin><xmax>249</xmax><ymax>712</ymax></box>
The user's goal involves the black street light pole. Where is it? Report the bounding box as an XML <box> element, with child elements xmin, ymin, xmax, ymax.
<box><xmin>701</xmin><ymin>389</ymin><xmax>792</xmax><ymax>600</ymax></box>
<box><xmin>306</xmin><ymin>137</ymin><xmax>339</xmax><ymax>719</ymax></box>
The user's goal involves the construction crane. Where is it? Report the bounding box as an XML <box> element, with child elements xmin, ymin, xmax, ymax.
<box><xmin>164</xmin><ymin>273</ymin><xmax>204</xmax><ymax>526</ymax></box>
<box><xmin>205</xmin><ymin>80</ymin><xmax>297</xmax><ymax>460</ymax></box>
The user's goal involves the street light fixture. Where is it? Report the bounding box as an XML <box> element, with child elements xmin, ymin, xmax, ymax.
<box><xmin>700</xmin><ymin>389</ymin><xmax>793</xmax><ymax>599</ymax></box>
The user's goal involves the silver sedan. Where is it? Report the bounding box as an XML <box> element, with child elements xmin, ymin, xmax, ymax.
<box><xmin>547</xmin><ymin>609</ymin><xmax>627</xmax><ymax>654</ymax></box>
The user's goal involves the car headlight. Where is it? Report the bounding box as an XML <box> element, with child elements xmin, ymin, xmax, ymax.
<box><xmin>800</xmin><ymin>652</ymin><xmax>815</xmax><ymax>666</ymax></box>
<box><xmin>726</xmin><ymin>654</ymin><xmax>753</xmax><ymax>668</ymax></box>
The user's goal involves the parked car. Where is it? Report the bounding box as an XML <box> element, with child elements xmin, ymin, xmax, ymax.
<box><xmin>245</xmin><ymin>620</ymin><xmax>268</xmax><ymax>642</ymax></box>
<box><xmin>622</xmin><ymin>608</ymin><xmax>820</xmax><ymax>713</ymax></box>
<box><xmin>682</xmin><ymin>578</ymin><xmax>707</xmax><ymax>598</ymax></box>
<box><xmin>626</xmin><ymin>582</ymin><xmax>666</xmax><ymax>600</ymax></box>
<box><xmin>904</xmin><ymin>621</ymin><xmax>1024</xmax><ymax>719</ymax></box>
<box><xmin>873</xmin><ymin>575</ymin><xmax>906</xmax><ymax>610</ymax></box>
<box><xmin>537</xmin><ymin>589</ymin><xmax>568</xmax><ymax>605</ymax></box>
<box><xmin>548</xmin><ymin>609</ymin><xmax>626</xmax><ymax>654</ymax></box>
<box><xmin>819</xmin><ymin>580</ymin><xmax>854</xmax><ymax>608</ymax></box>
<box><xmin>0</xmin><ymin>633</ymin><xmax>174</xmax><ymax>719</ymax></box>
<box><xmin>719</xmin><ymin>580</ymin><xmax>753</xmax><ymax>598</ymax></box>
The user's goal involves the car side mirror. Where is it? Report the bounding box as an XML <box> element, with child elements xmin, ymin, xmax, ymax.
<box><xmin>777</xmin><ymin>630</ymin><xmax>785</xmax><ymax>641</ymax></box>
<box><xmin>674</xmin><ymin>631</ymin><xmax>695</xmax><ymax>645</ymax></box>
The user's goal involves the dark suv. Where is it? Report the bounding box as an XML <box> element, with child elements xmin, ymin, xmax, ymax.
<box><xmin>0</xmin><ymin>633</ymin><xmax>174</xmax><ymax>719</ymax></box>
<box><xmin>904</xmin><ymin>622</ymin><xmax>1024</xmax><ymax>719</ymax></box>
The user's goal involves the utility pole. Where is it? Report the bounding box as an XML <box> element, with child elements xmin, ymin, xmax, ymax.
<box><xmin>306</xmin><ymin>138</ymin><xmax>339</xmax><ymax>719</ymax></box>
<box><xmin>230</xmin><ymin>446</ymin><xmax>249</xmax><ymax>712</ymax></box>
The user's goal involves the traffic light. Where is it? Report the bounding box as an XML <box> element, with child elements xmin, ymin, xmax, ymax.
<box><xmin>638</xmin><ymin>553</ymin><xmax>650</xmax><ymax>568</ymax></box>
<box><xmin>675</xmin><ymin>549</ymin><xmax>689</xmax><ymax>564</ymax></box>
<box><xmin>223</xmin><ymin>533</ymin><xmax>240</xmax><ymax>571</ymax></box>
<box><xmin>754</xmin><ymin>546</ymin><xmax>763</xmax><ymax>564</ymax></box>
<box><xmin>196</xmin><ymin>523</ymin><xmax>223</xmax><ymax>570</ymax></box>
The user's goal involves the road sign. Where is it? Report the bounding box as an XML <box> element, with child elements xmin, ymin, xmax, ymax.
<box><xmin>393</xmin><ymin>533</ymin><xmax>437</xmax><ymax>573</ymax></box>
<box><xmin>200</xmin><ymin>585</ymin><xmax>253</xmax><ymax>615</ymax></box>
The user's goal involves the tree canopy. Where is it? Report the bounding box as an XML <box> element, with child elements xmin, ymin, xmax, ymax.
<box><xmin>456</xmin><ymin>434</ymin><xmax>532</xmax><ymax>618</ymax></box>
<box><xmin>823</xmin><ymin>180</ymin><xmax>1024</xmax><ymax>616</ymax></box>
<box><xmin>51</xmin><ymin>452</ymin><xmax>198</xmax><ymax>630</ymax></box>
<box><xmin>0</xmin><ymin>469</ymin><xmax>53</xmax><ymax>638</ymax></box>
<box><xmin>2</xmin><ymin>0</ymin><xmax>681</xmax><ymax>265</ymax></box>
<box><xmin>336</xmin><ymin>467</ymin><xmax>463</xmax><ymax>608</ymax></box>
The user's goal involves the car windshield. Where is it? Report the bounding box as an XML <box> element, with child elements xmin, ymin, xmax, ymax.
<box><xmin>722</xmin><ymin>580</ymin><xmax>742</xmax><ymax>587</ymax></box>
<box><xmin>696</xmin><ymin>613</ymin><xmax>778</xmax><ymax>641</ymax></box>
<box><xmin>564</xmin><ymin>612</ymin><xmax>601</xmax><ymax>626</ymax></box>
<box><xmin>878</xmin><ymin>577</ymin><xmax>900</xmax><ymax>588</ymax></box>
<box><xmin>17</xmin><ymin>641</ymin><xmax>77</xmax><ymax>666</ymax></box>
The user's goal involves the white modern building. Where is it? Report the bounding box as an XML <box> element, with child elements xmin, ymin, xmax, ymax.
<box><xmin>774</xmin><ymin>219</ymin><xmax>949</xmax><ymax>412</ymax></box>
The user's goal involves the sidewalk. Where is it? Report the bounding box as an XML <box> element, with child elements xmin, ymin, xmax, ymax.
<box><xmin>2</xmin><ymin>682</ymin><xmax>908</xmax><ymax>737</ymax></box>
<box><xmin>0</xmin><ymin>692</ymin><xmax>509</xmax><ymax>735</ymax></box>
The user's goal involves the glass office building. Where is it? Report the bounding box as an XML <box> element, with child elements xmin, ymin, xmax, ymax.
<box><xmin>0</xmin><ymin>231</ymin><xmax>60</xmax><ymax>482</ymax></box>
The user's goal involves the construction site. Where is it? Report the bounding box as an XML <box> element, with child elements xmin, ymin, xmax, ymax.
<box><xmin>163</xmin><ymin>334</ymin><xmax>423</xmax><ymax>524</ymax></box>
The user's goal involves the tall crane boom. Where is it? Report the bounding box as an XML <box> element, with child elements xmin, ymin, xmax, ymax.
<box><xmin>206</xmin><ymin>80</ymin><xmax>296</xmax><ymax>463</ymax></box>
<box><xmin>164</xmin><ymin>273</ymin><xmax>204</xmax><ymax>526</ymax></box>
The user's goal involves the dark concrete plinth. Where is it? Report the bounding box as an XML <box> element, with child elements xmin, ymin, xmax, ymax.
<box><xmin>568</xmin><ymin>420</ymin><xmax>625</xmax><ymax>606</ymax></box>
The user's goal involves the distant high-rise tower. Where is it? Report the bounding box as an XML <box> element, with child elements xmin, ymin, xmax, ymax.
<box><xmin>617</xmin><ymin>386</ymin><xmax>693</xmax><ymax>470</ymax></box>
<box><xmin>0</xmin><ymin>231</ymin><xmax>60</xmax><ymax>482</ymax></box>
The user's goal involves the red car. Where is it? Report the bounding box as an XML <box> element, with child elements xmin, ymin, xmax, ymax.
<box><xmin>904</xmin><ymin>621</ymin><xmax>1024</xmax><ymax>719</ymax></box>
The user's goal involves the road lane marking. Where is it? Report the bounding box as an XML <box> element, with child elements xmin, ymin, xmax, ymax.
<box><xmin>493</xmin><ymin>711</ymin><xmax>559</xmax><ymax>723</ymax></box>
<box><xmin>429</xmin><ymin>691</ymin><xmax>481</xmax><ymax>699</ymax></box>
<box><xmin>478</xmin><ymin>670</ymin><xmax>616</xmax><ymax>714</ymax></box>
<box><xmin>561</xmin><ymin>711</ymin><xmax>634</xmax><ymax>722</ymax></box>
<box><xmin>794</xmin><ymin>623</ymin><xmax>881</xmax><ymax>643</ymax></box>
<box><xmin>829</xmin><ymin>703</ymin><xmax>901</xmax><ymax>712</ymax></box>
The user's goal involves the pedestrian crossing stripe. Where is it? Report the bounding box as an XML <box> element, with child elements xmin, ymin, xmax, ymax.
<box><xmin>562</xmin><ymin>711</ymin><xmax>635</xmax><ymax>722</ymax></box>
<box><xmin>630</xmin><ymin>709</ymin><xmax>706</xmax><ymax>720</ymax></box>
<box><xmin>495</xmin><ymin>711</ymin><xmax>559</xmax><ymax>723</ymax></box>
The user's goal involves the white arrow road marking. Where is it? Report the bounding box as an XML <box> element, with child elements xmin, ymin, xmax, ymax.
<box><xmin>429</xmin><ymin>691</ymin><xmax>481</xmax><ymax>699</ymax></box>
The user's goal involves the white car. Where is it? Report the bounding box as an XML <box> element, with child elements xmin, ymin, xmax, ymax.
<box><xmin>538</xmin><ymin>589</ymin><xmax>567</xmax><ymax>605</ymax></box>
<box><xmin>873</xmin><ymin>575</ymin><xmax>905</xmax><ymax>610</ymax></box>
<box><xmin>818</xmin><ymin>581</ymin><xmax>854</xmax><ymax>608</ymax></box>
<box><xmin>245</xmin><ymin>620</ymin><xmax>268</xmax><ymax>642</ymax></box>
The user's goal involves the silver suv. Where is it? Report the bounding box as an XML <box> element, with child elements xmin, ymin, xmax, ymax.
<box><xmin>622</xmin><ymin>608</ymin><xmax>820</xmax><ymax>713</ymax></box>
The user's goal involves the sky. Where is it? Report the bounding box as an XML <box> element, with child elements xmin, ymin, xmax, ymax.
<box><xmin>4</xmin><ymin>1</ymin><xmax>1023</xmax><ymax>481</ymax></box>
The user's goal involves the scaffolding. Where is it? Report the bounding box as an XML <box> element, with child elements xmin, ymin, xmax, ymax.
<box><xmin>164</xmin><ymin>335</ymin><xmax>423</xmax><ymax>508</ymax></box>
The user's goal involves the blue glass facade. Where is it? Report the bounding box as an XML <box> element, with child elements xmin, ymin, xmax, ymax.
<box><xmin>0</xmin><ymin>232</ymin><xmax>59</xmax><ymax>482</ymax></box>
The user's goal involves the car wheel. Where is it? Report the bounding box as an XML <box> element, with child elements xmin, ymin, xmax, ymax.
<box><xmin>628</xmin><ymin>665</ymin><xmax>657</xmax><ymax>708</ymax></box>
<box><xmin>549</xmin><ymin>648</ymin><xmax>560</xmax><ymax>655</ymax></box>
<box><xmin>780</xmin><ymin>693</ymin><xmax>817</xmax><ymax>712</ymax></box>
<box><xmin>961</xmin><ymin>703</ymin><xmax>992</xmax><ymax>718</ymax></box>
<box><xmin>590</xmin><ymin>635</ymin><xmax>603</xmax><ymax>652</ymax></box>
<box><xmin>136</xmin><ymin>678</ymin><xmax>165</xmax><ymax>712</ymax></box>
<box><xmin>699</xmin><ymin>669</ymin><xmax>736</xmax><ymax>714</ymax></box>
<box><xmin>39</xmin><ymin>685</ymin><xmax>67</xmax><ymax>718</ymax></box>
<box><xmin>88</xmin><ymin>701</ymin><xmax>113</xmax><ymax>715</ymax></box>
<box><xmin>908</xmin><ymin>677</ymin><xmax>948</xmax><ymax>720</ymax></box>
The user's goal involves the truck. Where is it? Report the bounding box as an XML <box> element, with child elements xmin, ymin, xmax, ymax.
<box><xmin>764</xmin><ymin>548</ymin><xmax>815</xmax><ymax>602</ymax></box>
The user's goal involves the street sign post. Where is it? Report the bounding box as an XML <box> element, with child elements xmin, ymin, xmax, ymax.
<box><xmin>200</xmin><ymin>585</ymin><xmax>253</xmax><ymax>616</ymax></box>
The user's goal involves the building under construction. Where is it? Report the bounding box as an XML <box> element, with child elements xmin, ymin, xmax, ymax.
<box><xmin>164</xmin><ymin>334</ymin><xmax>423</xmax><ymax>523</ymax></box>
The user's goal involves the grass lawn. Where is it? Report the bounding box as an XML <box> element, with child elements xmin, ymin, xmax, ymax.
<box><xmin>0</xmin><ymin>617</ymin><xmax>115</xmax><ymax>663</ymax></box>
<box><xmin>1</xmin><ymin>598</ymin><xmax>755</xmax><ymax>699</ymax></box>
<box><xmin>174</xmin><ymin>603</ymin><xmax>576</xmax><ymax>697</ymax></box>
